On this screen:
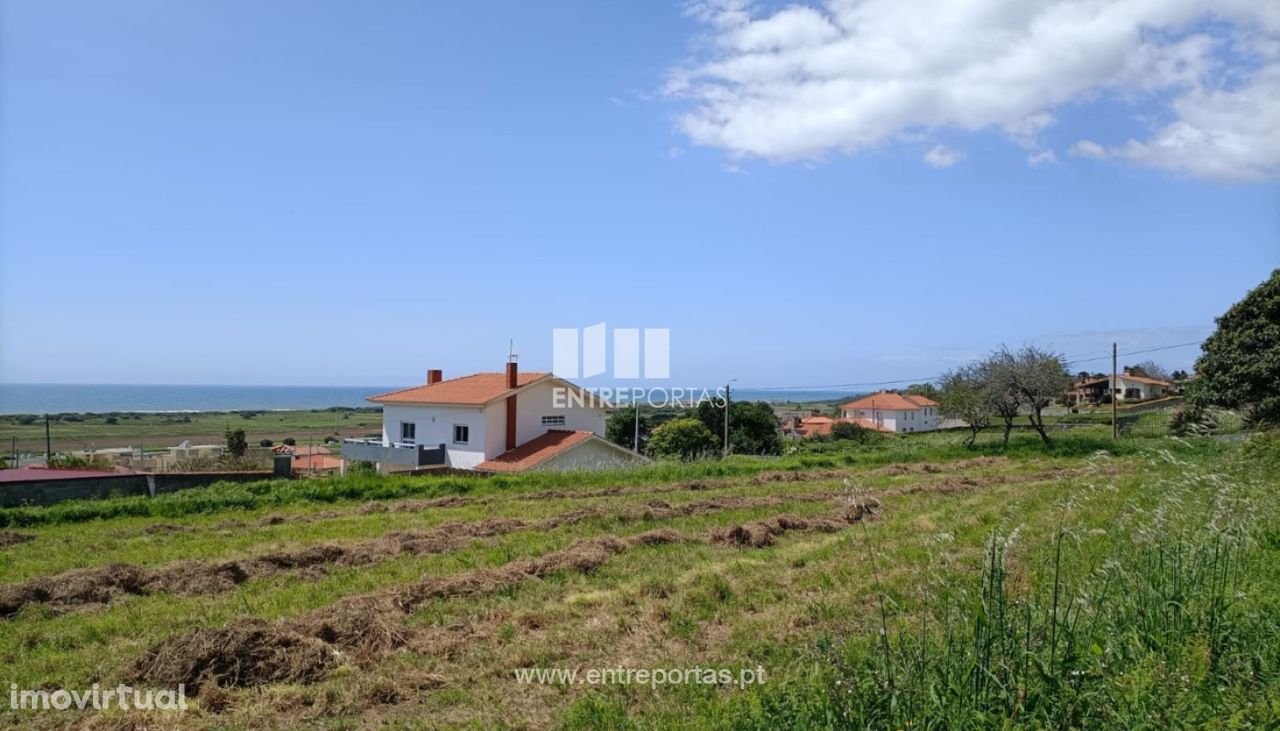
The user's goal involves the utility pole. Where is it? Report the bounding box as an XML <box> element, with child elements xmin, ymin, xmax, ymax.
<box><xmin>1111</xmin><ymin>342</ymin><xmax>1118</xmax><ymax>439</ymax></box>
<box><xmin>44</xmin><ymin>414</ymin><xmax>52</xmax><ymax>464</ymax></box>
<box><xmin>633</xmin><ymin>401</ymin><xmax>640</xmax><ymax>454</ymax></box>
<box><xmin>723</xmin><ymin>381</ymin><xmax>732</xmax><ymax>458</ymax></box>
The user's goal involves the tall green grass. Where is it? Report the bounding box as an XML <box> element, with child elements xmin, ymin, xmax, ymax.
<box><xmin>713</xmin><ymin>445</ymin><xmax>1280</xmax><ymax>730</ymax></box>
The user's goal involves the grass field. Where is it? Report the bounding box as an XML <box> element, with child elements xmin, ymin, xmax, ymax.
<box><xmin>0</xmin><ymin>408</ymin><xmax>384</xmax><ymax>453</ymax></box>
<box><xmin>1</xmin><ymin>431</ymin><xmax>1277</xmax><ymax>729</ymax></box>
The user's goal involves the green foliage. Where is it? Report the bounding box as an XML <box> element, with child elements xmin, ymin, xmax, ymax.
<box><xmin>46</xmin><ymin>453</ymin><xmax>112</xmax><ymax>471</ymax></box>
<box><xmin>903</xmin><ymin>382</ymin><xmax>939</xmax><ymax>399</ymax></box>
<box><xmin>1241</xmin><ymin>430</ymin><xmax>1280</xmax><ymax>472</ymax></box>
<box><xmin>830</xmin><ymin>420</ymin><xmax>880</xmax><ymax>444</ymax></box>
<box><xmin>224</xmin><ymin>427</ymin><xmax>248</xmax><ymax>458</ymax></box>
<box><xmin>283</xmin><ymin>437</ymin><xmax>297</xmax><ymax>446</ymax></box>
<box><xmin>1194</xmin><ymin>269</ymin><xmax>1280</xmax><ymax>425</ymax></box>
<box><xmin>605</xmin><ymin>405</ymin><xmax>649</xmax><ymax>451</ymax></box>
<box><xmin>258</xmin><ymin>439</ymin><xmax>274</xmax><ymax>448</ymax></box>
<box><xmin>1169</xmin><ymin>401</ymin><xmax>1218</xmax><ymax>436</ymax></box>
<box><xmin>694</xmin><ymin>400</ymin><xmax>782</xmax><ymax>456</ymax></box>
<box><xmin>647</xmin><ymin>417</ymin><xmax>720</xmax><ymax>460</ymax></box>
<box><xmin>938</xmin><ymin>365</ymin><xmax>992</xmax><ymax>447</ymax></box>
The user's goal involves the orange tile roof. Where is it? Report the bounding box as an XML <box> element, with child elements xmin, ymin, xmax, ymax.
<box><xmin>475</xmin><ymin>430</ymin><xmax>595</xmax><ymax>472</ymax></box>
<box><xmin>798</xmin><ymin>416</ymin><xmax>835</xmax><ymax>435</ymax></box>
<box><xmin>797</xmin><ymin>416</ymin><xmax>894</xmax><ymax>436</ymax></box>
<box><xmin>841</xmin><ymin>392</ymin><xmax>938</xmax><ymax>411</ymax></box>
<box><xmin>369</xmin><ymin>372</ymin><xmax>551</xmax><ymax>406</ymax></box>
<box><xmin>291</xmin><ymin>455</ymin><xmax>343</xmax><ymax>472</ymax></box>
<box><xmin>1078</xmin><ymin>374</ymin><xmax>1172</xmax><ymax>388</ymax></box>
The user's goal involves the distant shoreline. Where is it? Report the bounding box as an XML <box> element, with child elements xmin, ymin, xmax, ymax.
<box><xmin>0</xmin><ymin>383</ymin><xmax>857</xmax><ymax>415</ymax></box>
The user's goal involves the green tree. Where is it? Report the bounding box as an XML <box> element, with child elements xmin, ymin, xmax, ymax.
<box><xmin>980</xmin><ymin>350</ymin><xmax>1022</xmax><ymax>447</ymax></box>
<box><xmin>1006</xmin><ymin>345</ymin><xmax>1071</xmax><ymax>446</ymax></box>
<box><xmin>694</xmin><ymin>399</ymin><xmax>782</xmax><ymax>456</ymax></box>
<box><xmin>606</xmin><ymin>405</ymin><xmax>648</xmax><ymax>451</ymax></box>
<box><xmin>224</xmin><ymin>427</ymin><xmax>248</xmax><ymax>458</ymax></box>
<box><xmin>903</xmin><ymin>383</ymin><xmax>940</xmax><ymax>400</ymax></box>
<box><xmin>1193</xmin><ymin>269</ymin><xmax>1280</xmax><ymax>426</ymax></box>
<box><xmin>647</xmin><ymin>417</ymin><xmax>719</xmax><ymax>460</ymax></box>
<box><xmin>938</xmin><ymin>365</ymin><xmax>992</xmax><ymax>447</ymax></box>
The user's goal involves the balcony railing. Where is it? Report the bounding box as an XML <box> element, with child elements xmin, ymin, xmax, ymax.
<box><xmin>341</xmin><ymin>439</ymin><xmax>447</xmax><ymax>467</ymax></box>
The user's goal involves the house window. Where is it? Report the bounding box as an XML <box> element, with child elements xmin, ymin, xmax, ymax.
<box><xmin>399</xmin><ymin>422</ymin><xmax>416</xmax><ymax>444</ymax></box>
<box><xmin>452</xmin><ymin>424</ymin><xmax>469</xmax><ymax>444</ymax></box>
<box><xmin>541</xmin><ymin>415</ymin><xmax>566</xmax><ymax>426</ymax></box>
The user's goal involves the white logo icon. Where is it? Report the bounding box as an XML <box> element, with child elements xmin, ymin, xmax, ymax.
<box><xmin>553</xmin><ymin>323</ymin><xmax>669</xmax><ymax>379</ymax></box>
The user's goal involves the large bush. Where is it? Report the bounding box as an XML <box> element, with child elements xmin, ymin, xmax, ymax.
<box><xmin>1194</xmin><ymin>269</ymin><xmax>1280</xmax><ymax>426</ymax></box>
<box><xmin>647</xmin><ymin>418</ymin><xmax>719</xmax><ymax>460</ymax></box>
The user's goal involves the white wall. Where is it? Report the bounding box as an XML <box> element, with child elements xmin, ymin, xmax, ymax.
<box><xmin>841</xmin><ymin>406</ymin><xmax>940</xmax><ymax>433</ymax></box>
<box><xmin>381</xmin><ymin>403</ymin><xmax>488</xmax><ymax>469</ymax></box>
<box><xmin>536</xmin><ymin>437</ymin><xmax>643</xmax><ymax>472</ymax></box>
<box><xmin>514</xmin><ymin>380</ymin><xmax>607</xmax><ymax>445</ymax></box>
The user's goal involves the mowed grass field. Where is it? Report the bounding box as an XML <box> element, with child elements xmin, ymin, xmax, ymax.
<box><xmin>1</xmin><ymin>432</ymin><xmax>1278</xmax><ymax>729</ymax></box>
<box><xmin>0</xmin><ymin>409</ymin><xmax>383</xmax><ymax>453</ymax></box>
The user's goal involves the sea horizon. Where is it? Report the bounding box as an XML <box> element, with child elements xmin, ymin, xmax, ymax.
<box><xmin>0</xmin><ymin>383</ymin><xmax>860</xmax><ymax>414</ymax></box>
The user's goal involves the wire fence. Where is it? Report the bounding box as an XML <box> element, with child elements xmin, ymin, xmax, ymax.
<box><xmin>1114</xmin><ymin>408</ymin><xmax>1246</xmax><ymax>439</ymax></box>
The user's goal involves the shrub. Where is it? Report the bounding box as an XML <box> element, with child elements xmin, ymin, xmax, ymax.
<box><xmin>104</xmin><ymin>416</ymin><xmax>118</xmax><ymax>425</ymax></box>
<box><xmin>1169</xmin><ymin>402</ymin><xmax>1218</xmax><ymax>436</ymax></box>
<box><xmin>1241</xmin><ymin>430</ymin><xmax>1280</xmax><ymax>472</ymax></box>
<box><xmin>224</xmin><ymin>428</ymin><xmax>248</xmax><ymax>458</ymax></box>
<box><xmin>283</xmin><ymin>437</ymin><xmax>297</xmax><ymax>446</ymax></box>
<box><xmin>258</xmin><ymin>439</ymin><xmax>274</xmax><ymax>448</ymax></box>
<box><xmin>47</xmin><ymin>454</ymin><xmax>112</xmax><ymax>471</ymax></box>
<box><xmin>831</xmin><ymin>421</ymin><xmax>876</xmax><ymax>443</ymax></box>
<box><xmin>647</xmin><ymin>418</ymin><xmax>720</xmax><ymax>460</ymax></box>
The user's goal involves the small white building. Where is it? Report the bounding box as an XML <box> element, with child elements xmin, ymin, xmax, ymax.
<box><xmin>343</xmin><ymin>362</ymin><xmax>646</xmax><ymax>473</ymax></box>
<box><xmin>839</xmin><ymin>392</ymin><xmax>941</xmax><ymax>434</ymax></box>
<box><xmin>1070</xmin><ymin>372</ymin><xmax>1174</xmax><ymax>404</ymax></box>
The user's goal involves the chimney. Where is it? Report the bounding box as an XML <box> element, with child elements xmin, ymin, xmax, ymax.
<box><xmin>427</xmin><ymin>369</ymin><xmax>443</xmax><ymax>385</ymax></box>
<box><xmin>505</xmin><ymin>358</ymin><xmax>518</xmax><ymax>451</ymax></box>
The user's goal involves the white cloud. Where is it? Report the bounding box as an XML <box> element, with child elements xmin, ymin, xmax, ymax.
<box><xmin>923</xmin><ymin>144</ymin><xmax>964</xmax><ymax>168</ymax></box>
<box><xmin>1027</xmin><ymin>149</ymin><xmax>1057</xmax><ymax>166</ymax></box>
<box><xmin>1071</xmin><ymin>140</ymin><xmax>1107</xmax><ymax>158</ymax></box>
<box><xmin>669</xmin><ymin>0</ymin><xmax>1280</xmax><ymax>181</ymax></box>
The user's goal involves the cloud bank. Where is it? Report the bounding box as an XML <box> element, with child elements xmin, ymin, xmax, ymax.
<box><xmin>668</xmin><ymin>0</ymin><xmax>1280</xmax><ymax>181</ymax></box>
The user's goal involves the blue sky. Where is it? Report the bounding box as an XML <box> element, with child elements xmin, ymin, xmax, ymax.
<box><xmin>1</xmin><ymin>0</ymin><xmax>1277</xmax><ymax>390</ymax></box>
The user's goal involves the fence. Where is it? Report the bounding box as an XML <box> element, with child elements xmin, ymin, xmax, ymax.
<box><xmin>1115</xmin><ymin>408</ymin><xmax>1246</xmax><ymax>438</ymax></box>
<box><xmin>0</xmin><ymin>471</ymin><xmax>275</xmax><ymax>508</ymax></box>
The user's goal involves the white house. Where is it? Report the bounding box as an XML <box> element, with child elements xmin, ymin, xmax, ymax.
<box><xmin>839</xmin><ymin>392</ymin><xmax>941</xmax><ymax>434</ymax></box>
<box><xmin>1069</xmin><ymin>372</ymin><xmax>1174</xmax><ymax>404</ymax></box>
<box><xmin>343</xmin><ymin>361</ymin><xmax>646</xmax><ymax>474</ymax></box>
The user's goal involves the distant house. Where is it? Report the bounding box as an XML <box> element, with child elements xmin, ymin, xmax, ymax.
<box><xmin>1069</xmin><ymin>370</ymin><xmax>1174</xmax><ymax>404</ymax></box>
<box><xmin>342</xmin><ymin>361</ymin><xmax>647</xmax><ymax>474</ymax></box>
<box><xmin>794</xmin><ymin>415</ymin><xmax>835</xmax><ymax>437</ymax></box>
<box><xmin>839</xmin><ymin>392</ymin><xmax>941</xmax><ymax>433</ymax></box>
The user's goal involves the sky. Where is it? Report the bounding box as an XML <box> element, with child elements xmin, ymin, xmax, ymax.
<box><xmin>0</xmin><ymin>0</ymin><xmax>1277</xmax><ymax>391</ymax></box>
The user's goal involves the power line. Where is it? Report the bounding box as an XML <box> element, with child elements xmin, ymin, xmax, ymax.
<box><xmin>742</xmin><ymin>340</ymin><xmax>1203</xmax><ymax>392</ymax></box>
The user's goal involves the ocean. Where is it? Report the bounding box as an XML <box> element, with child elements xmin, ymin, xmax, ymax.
<box><xmin>0</xmin><ymin>384</ymin><xmax>393</xmax><ymax>415</ymax></box>
<box><xmin>0</xmin><ymin>384</ymin><xmax>858</xmax><ymax>415</ymax></box>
